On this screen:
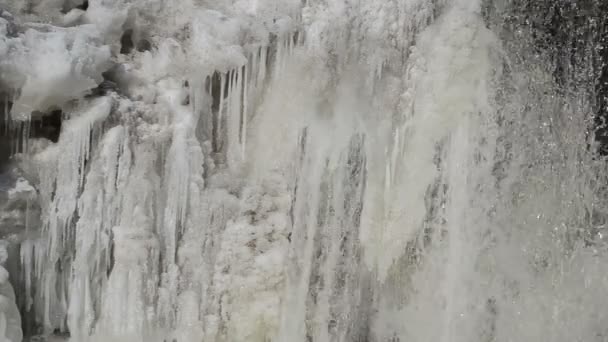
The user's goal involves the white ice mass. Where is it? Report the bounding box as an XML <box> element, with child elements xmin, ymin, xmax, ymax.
<box><xmin>1</xmin><ymin>0</ymin><xmax>608</xmax><ymax>341</ymax></box>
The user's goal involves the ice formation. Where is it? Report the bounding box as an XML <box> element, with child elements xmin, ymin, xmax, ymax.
<box><xmin>1</xmin><ymin>0</ymin><xmax>608</xmax><ymax>341</ymax></box>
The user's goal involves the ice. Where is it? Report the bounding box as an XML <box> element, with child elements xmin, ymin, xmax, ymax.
<box><xmin>61</xmin><ymin>9</ymin><xmax>86</xmax><ymax>27</ymax></box>
<box><xmin>0</xmin><ymin>0</ymin><xmax>607</xmax><ymax>341</ymax></box>
<box><xmin>6</xmin><ymin>27</ymin><xmax>111</xmax><ymax>120</ymax></box>
<box><xmin>0</xmin><ymin>243</ymin><xmax>22</xmax><ymax>342</ymax></box>
<box><xmin>67</xmin><ymin>125</ymin><xmax>131</xmax><ymax>339</ymax></box>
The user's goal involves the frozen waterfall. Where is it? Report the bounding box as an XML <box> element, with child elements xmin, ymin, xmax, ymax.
<box><xmin>1</xmin><ymin>0</ymin><xmax>608</xmax><ymax>341</ymax></box>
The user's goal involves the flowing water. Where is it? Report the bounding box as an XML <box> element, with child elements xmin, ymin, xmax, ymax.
<box><xmin>0</xmin><ymin>0</ymin><xmax>608</xmax><ymax>341</ymax></box>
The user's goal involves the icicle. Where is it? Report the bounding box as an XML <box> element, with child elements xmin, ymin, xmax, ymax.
<box><xmin>288</xmin><ymin>32</ymin><xmax>295</xmax><ymax>55</ymax></box>
<box><xmin>250</xmin><ymin>48</ymin><xmax>259</xmax><ymax>88</ymax></box>
<box><xmin>236</xmin><ymin>65</ymin><xmax>243</xmax><ymax>156</ymax></box>
<box><xmin>20</xmin><ymin>240</ymin><xmax>34</xmax><ymax>312</ymax></box>
<box><xmin>242</xmin><ymin>63</ymin><xmax>248</xmax><ymax>161</ymax></box>
<box><xmin>217</xmin><ymin>72</ymin><xmax>226</xmax><ymax>151</ymax></box>
<box><xmin>226</xmin><ymin>66</ymin><xmax>243</xmax><ymax>169</ymax></box>
<box><xmin>164</xmin><ymin>138</ymin><xmax>188</xmax><ymax>267</ymax></box>
<box><xmin>22</xmin><ymin>96</ymin><xmax>114</xmax><ymax>336</ymax></box>
<box><xmin>22</xmin><ymin>117</ymin><xmax>30</xmax><ymax>154</ymax></box>
<box><xmin>258</xmin><ymin>47</ymin><xmax>268</xmax><ymax>91</ymax></box>
<box><xmin>273</xmin><ymin>32</ymin><xmax>297</xmax><ymax>81</ymax></box>
<box><xmin>3</xmin><ymin>94</ymin><xmax>8</xmax><ymax>136</ymax></box>
<box><xmin>68</xmin><ymin>125</ymin><xmax>132</xmax><ymax>339</ymax></box>
<box><xmin>275</xmin><ymin>37</ymin><xmax>284</xmax><ymax>79</ymax></box>
<box><xmin>226</xmin><ymin>70</ymin><xmax>233</xmax><ymax>160</ymax></box>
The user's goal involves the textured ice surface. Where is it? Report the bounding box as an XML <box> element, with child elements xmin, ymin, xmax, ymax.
<box><xmin>0</xmin><ymin>0</ymin><xmax>608</xmax><ymax>341</ymax></box>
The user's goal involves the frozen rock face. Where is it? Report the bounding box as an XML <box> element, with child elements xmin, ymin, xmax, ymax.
<box><xmin>0</xmin><ymin>0</ymin><xmax>608</xmax><ymax>341</ymax></box>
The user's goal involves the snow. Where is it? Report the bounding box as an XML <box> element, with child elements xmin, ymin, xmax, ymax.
<box><xmin>7</xmin><ymin>27</ymin><xmax>111</xmax><ymax>120</ymax></box>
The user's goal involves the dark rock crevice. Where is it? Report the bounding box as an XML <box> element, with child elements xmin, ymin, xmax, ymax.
<box><xmin>485</xmin><ymin>0</ymin><xmax>608</xmax><ymax>155</ymax></box>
